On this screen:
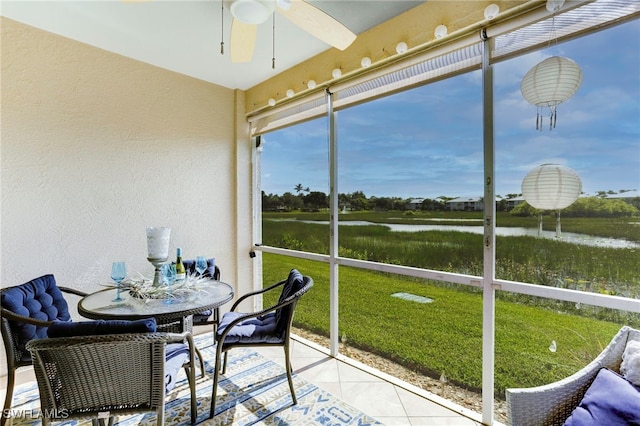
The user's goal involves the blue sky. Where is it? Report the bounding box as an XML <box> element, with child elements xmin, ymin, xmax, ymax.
<box><xmin>261</xmin><ymin>20</ymin><xmax>640</xmax><ymax>200</ymax></box>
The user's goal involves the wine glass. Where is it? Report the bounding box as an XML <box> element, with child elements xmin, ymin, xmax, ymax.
<box><xmin>195</xmin><ymin>256</ymin><xmax>208</xmax><ymax>277</ymax></box>
<box><xmin>111</xmin><ymin>261</ymin><xmax>126</xmax><ymax>302</ymax></box>
<box><xmin>163</xmin><ymin>263</ymin><xmax>177</xmax><ymax>304</ymax></box>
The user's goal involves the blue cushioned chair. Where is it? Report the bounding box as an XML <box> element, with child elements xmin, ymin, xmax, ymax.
<box><xmin>0</xmin><ymin>274</ymin><xmax>88</xmax><ymax>426</ymax></box>
<box><xmin>209</xmin><ymin>269</ymin><xmax>313</xmax><ymax>419</ymax></box>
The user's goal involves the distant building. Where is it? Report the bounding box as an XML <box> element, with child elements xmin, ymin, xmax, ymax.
<box><xmin>503</xmin><ymin>196</ymin><xmax>525</xmax><ymax>210</ymax></box>
<box><xmin>406</xmin><ymin>198</ymin><xmax>425</xmax><ymax>210</ymax></box>
<box><xmin>606</xmin><ymin>190</ymin><xmax>639</xmax><ymax>199</ymax></box>
<box><xmin>443</xmin><ymin>196</ymin><xmax>526</xmax><ymax>212</ymax></box>
<box><xmin>446</xmin><ymin>197</ymin><xmax>484</xmax><ymax>211</ymax></box>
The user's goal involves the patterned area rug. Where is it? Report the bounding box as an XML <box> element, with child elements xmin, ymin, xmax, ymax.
<box><xmin>8</xmin><ymin>332</ymin><xmax>383</xmax><ymax>425</ymax></box>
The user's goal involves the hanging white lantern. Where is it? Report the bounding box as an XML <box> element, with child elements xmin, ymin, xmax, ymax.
<box><xmin>520</xmin><ymin>56</ymin><xmax>582</xmax><ymax>130</ymax></box>
<box><xmin>521</xmin><ymin>164</ymin><xmax>582</xmax><ymax>237</ymax></box>
<box><xmin>522</xmin><ymin>164</ymin><xmax>582</xmax><ymax>210</ymax></box>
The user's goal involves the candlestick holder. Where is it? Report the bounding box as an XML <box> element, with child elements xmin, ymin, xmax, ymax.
<box><xmin>147</xmin><ymin>256</ymin><xmax>168</xmax><ymax>287</ymax></box>
<box><xmin>146</xmin><ymin>227</ymin><xmax>171</xmax><ymax>287</ymax></box>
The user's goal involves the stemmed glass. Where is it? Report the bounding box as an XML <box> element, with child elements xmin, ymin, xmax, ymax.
<box><xmin>163</xmin><ymin>263</ymin><xmax>177</xmax><ymax>304</ymax></box>
<box><xmin>195</xmin><ymin>256</ymin><xmax>208</xmax><ymax>277</ymax></box>
<box><xmin>111</xmin><ymin>261</ymin><xmax>127</xmax><ymax>302</ymax></box>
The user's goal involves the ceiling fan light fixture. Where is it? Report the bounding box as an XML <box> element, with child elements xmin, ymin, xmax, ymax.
<box><xmin>275</xmin><ymin>0</ymin><xmax>291</xmax><ymax>11</ymax></box>
<box><xmin>230</xmin><ymin>0</ymin><xmax>275</xmax><ymax>25</ymax></box>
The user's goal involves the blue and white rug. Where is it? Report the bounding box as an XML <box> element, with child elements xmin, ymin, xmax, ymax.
<box><xmin>8</xmin><ymin>333</ymin><xmax>383</xmax><ymax>425</ymax></box>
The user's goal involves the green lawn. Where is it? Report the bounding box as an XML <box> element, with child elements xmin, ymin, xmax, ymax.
<box><xmin>263</xmin><ymin>253</ymin><xmax>622</xmax><ymax>396</ymax></box>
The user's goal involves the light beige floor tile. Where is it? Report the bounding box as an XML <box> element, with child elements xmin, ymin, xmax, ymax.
<box><xmin>340</xmin><ymin>381</ymin><xmax>406</xmax><ymax>417</ymax></box>
<box><xmin>396</xmin><ymin>387</ymin><xmax>463</xmax><ymax>417</ymax></box>
<box><xmin>291</xmin><ymin>340</ymin><xmax>328</xmax><ymax>357</ymax></box>
<box><xmin>376</xmin><ymin>416</ymin><xmax>413</xmax><ymax>425</ymax></box>
<box><xmin>314</xmin><ymin>381</ymin><xmax>343</xmax><ymax>398</ymax></box>
<box><xmin>337</xmin><ymin>361</ymin><xmax>383</xmax><ymax>382</ymax></box>
<box><xmin>295</xmin><ymin>357</ymin><xmax>341</xmax><ymax>383</ymax></box>
<box><xmin>408</xmin><ymin>417</ymin><xmax>481</xmax><ymax>425</ymax></box>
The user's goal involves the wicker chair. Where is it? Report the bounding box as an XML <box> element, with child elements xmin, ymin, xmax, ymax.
<box><xmin>209</xmin><ymin>269</ymin><xmax>313</xmax><ymax>419</ymax></box>
<box><xmin>0</xmin><ymin>274</ymin><xmax>88</xmax><ymax>426</ymax></box>
<box><xmin>26</xmin><ymin>331</ymin><xmax>198</xmax><ymax>425</ymax></box>
<box><xmin>505</xmin><ymin>326</ymin><xmax>640</xmax><ymax>426</ymax></box>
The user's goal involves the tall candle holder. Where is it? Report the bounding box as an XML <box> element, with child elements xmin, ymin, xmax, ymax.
<box><xmin>146</xmin><ymin>227</ymin><xmax>171</xmax><ymax>287</ymax></box>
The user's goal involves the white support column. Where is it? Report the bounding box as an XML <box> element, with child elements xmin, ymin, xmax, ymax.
<box><xmin>481</xmin><ymin>32</ymin><xmax>497</xmax><ymax>426</ymax></box>
<box><xmin>252</xmin><ymin>135</ymin><xmax>264</xmax><ymax>311</ymax></box>
<box><xmin>327</xmin><ymin>88</ymin><xmax>340</xmax><ymax>356</ymax></box>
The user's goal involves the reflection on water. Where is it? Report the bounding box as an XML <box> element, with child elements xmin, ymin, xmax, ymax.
<box><xmin>269</xmin><ymin>219</ymin><xmax>639</xmax><ymax>249</ymax></box>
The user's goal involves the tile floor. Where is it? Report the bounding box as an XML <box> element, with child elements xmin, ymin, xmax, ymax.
<box><xmin>253</xmin><ymin>333</ymin><xmax>490</xmax><ymax>426</ymax></box>
<box><xmin>2</xmin><ymin>331</ymin><xmax>494</xmax><ymax>426</ymax></box>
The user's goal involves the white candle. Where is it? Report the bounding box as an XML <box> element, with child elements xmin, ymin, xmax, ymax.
<box><xmin>146</xmin><ymin>227</ymin><xmax>171</xmax><ymax>259</ymax></box>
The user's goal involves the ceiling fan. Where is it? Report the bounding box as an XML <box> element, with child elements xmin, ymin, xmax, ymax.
<box><xmin>226</xmin><ymin>0</ymin><xmax>357</xmax><ymax>63</ymax></box>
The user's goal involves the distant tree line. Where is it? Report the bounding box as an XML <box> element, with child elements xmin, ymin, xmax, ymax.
<box><xmin>262</xmin><ymin>185</ymin><xmax>639</xmax><ymax>218</ymax></box>
<box><xmin>512</xmin><ymin>196</ymin><xmax>639</xmax><ymax>218</ymax></box>
<box><xmin>262</xmin><ymin>189</ymin><xmax>442</xmax><ymax>212</ymax></box>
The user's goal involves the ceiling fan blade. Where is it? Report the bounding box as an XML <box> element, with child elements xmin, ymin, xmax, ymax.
<box><xmin>278</xmin><ymin>0</ymin><xmax>356</xmax><ymax>51</ymax></box>
<box><xmin>230</xmin><ymin>18</ymin><xmax>257</xmax><ymax>63</ymax></box>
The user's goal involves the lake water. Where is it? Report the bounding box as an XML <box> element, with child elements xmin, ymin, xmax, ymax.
<box><xmin>269</xmin><ymin>219</ymin><xmax>639</xmax><ymax>249</ymax></box>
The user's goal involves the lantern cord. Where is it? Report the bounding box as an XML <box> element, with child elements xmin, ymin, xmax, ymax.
<box><xmin>220</xmin><ymin>2</ymin><xmax>224</xmax><ymax>55</ymax></box>
<box><xmin>272</xmin><ymin>12</ymin><xmax>276</xmax><ymax>69</ymax></box>
<box><xmin>548</xmin><ymin>15</ymin><xmax>558</xmax><ymax>48</ymax></box>
<box><xmin>549</xmin><ymin>107</ymin><xmax>557</xmax><ymax>130</ymax></box>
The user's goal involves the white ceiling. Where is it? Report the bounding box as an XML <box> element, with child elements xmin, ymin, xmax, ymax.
<box><xmin>1</xmin><ymin>1</ymin><xmax>422</xmax><ymax>90</ymax></box>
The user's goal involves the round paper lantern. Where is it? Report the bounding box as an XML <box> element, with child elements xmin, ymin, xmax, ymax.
<box><xmin>520</xmin><ymin>56</ymin><xmax>582</xmax><ymax>130</ymax></box>
<box><xmin>521</xmin><ymin>164</ymin><xmax>582</xmax><ymax>210</ymax></box>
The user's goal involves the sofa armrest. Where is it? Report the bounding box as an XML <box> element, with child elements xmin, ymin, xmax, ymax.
<box><xmin>506</xmin><ymin>326</ymin><xmax>635</xmax><ymax>426</ymax></box>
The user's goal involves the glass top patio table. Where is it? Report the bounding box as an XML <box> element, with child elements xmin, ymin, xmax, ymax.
<box><xmin>78</xmin><ymin>279</ymin><xmax>234</xmax><ymax>332</ymax></box>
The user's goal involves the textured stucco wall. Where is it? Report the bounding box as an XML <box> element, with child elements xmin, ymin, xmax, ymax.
<box><xmin>1</xmin><ymin>18</ymin><xmax>252</xmax><ymax>375</ymax></box>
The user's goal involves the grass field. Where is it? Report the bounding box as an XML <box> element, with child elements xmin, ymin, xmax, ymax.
<box><xmin>261</xmin><ymin>210</ymin><xmax>639</xmax><ymax>396</ymax></box>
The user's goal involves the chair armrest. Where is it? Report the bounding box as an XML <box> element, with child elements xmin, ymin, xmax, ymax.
<box><xmin>166</xmin><ymin>331</ymin><xmax>195</xmax><ymax>347</ymax></box>
<box><xmin>58</xmin><ymin>286</ymin><xmax>89</xmax><ymax>297</ymax></box>
<box><xmin>0</xmin><ymin>307</ymin><xmax>52</xmax><ymax>327</ymax></box>
<box><xmin>229</xmin><ymin>278</ymin><xmax>287</xmax><ymax>312</ymax></box>
<box><xmin>218</xmin><ymin>296</ymin><xmax>299</xmax><ymax>342</ymax></box>
<box><xmin>505</xmin><ymin>363</ymin><xmax>600</xmax><ymax>426</ymax></box>
<box><xmin>165</xmin><ymin>332</ymin><xmax>196</xmax><ymax>365</ymax></box>
<box><xmin>505</xmin><ymin>326</ymin><xmax>635</xmax><ymax>426</ymax></box>
<box><xmin>221</xmin><ymin>276</ymin><xmax>313</xmax><ymax>342</ymax></box>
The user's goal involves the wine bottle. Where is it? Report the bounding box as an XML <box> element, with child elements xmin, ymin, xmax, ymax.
<box><xmin>175</xmin><ymin>247</ymin><xmax>186</xmax><ymax>282</ymax></box>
